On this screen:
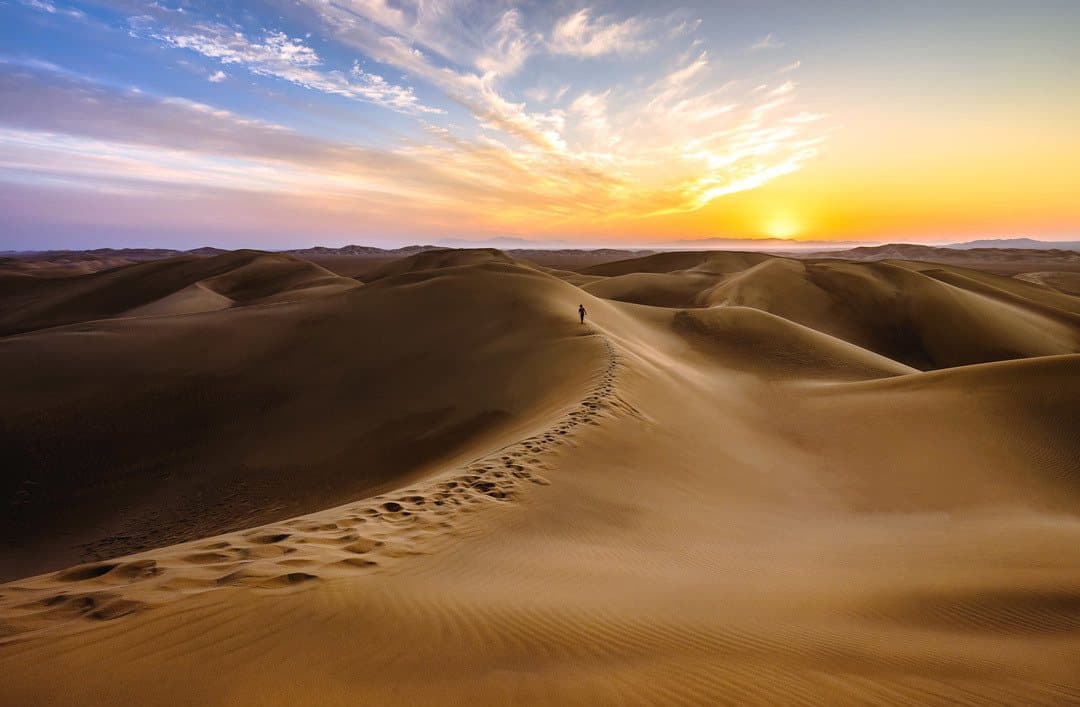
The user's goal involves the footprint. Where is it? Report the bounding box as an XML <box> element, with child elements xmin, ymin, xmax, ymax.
<box><xmin>343</xmin><ymin>538</ymin><xmax>382</xmax><ymax>554</ymax></box>
<box><xmin>246</xmin><ymin>532</ymin><xmax>291</xmax><ymax>545</ymax></box>
<box><xmin>335</xmin><ymin>558</ymin><xmax>377</xmax><ymax>569</ymax></box>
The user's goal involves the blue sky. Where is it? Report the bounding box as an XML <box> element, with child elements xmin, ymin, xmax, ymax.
<box><xmin>1</xmin><ymin>0</ymin><xmax>1077</xmax><ymax>249</ymax></box>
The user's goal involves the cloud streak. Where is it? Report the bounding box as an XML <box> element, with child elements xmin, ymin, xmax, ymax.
<box><xmin>548</xmin><ymin>9</ymin><xmax>653</xmax><ymax>57</ymax></box>
<box><xmin>150</xmin><ymin>23</ymin><xmax>441</xmax><ymax>114</ymax></box>
<box><xmin>19</xmin><ymin>0</ymin><xmax>86</xmax><ymax>20</ymax></box>
<box><xmin>752</xmin><ymin>33</ymin><xmax>784</xmax><ymax>50</ymax></box>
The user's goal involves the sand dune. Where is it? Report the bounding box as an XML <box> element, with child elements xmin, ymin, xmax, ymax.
<box><xmin>672</xmin><ymin>305</ymin><xmax>917</xmax><ymax>380</ymax></box>
<box><xmin>2</xmin><ymin>247</ymin><xmax>1080</xmax><ymax>705</ymax></box>
<box><xmin>580</xmin><ymin>251</ymin><xmax>1080</xmax><ymax>369</ymax></box>
<box><xmin>1015</xmin><ymin>270</ymin><xmax>1080</xmax><ymax>297</ymax></box>
<box><xmin>0</xmin><ymin>250</ymin><xmax>359</xmax><ymax>336</ymax></box>
<box><xmin>893</xmin><ymin>261</ymin><xmax>1080</xmax><ymax>316</ymax></box>
<box><xmin>803</xmin><ymin>243</ymin><xmax>1080</xmax><ymax>275</ymax></box>
<box><xmin>1</xmin><ymin>255</ymin><xmax>597</xmax><ymax>580</ymax></box>
<box><xmin>583</xmin><ymin>249</ymin><xmax>771</xmax><ymax>277</ymax></box>
<box><xmin>364</xmin><ymin>247</ymin><xmax>527</xmax><ymax>281</ymax></box>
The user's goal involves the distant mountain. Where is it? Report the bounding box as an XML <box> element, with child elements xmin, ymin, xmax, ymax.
<box><xmin>947</xmin><ymin>238</ymin><xmax>1080</xmax><ymax>250</ymax></box>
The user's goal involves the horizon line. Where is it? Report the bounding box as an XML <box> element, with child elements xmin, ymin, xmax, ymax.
<box><xmin>4</xmin><ymin>235</ymin><xmax>1080</xmax><ymax>256</ymax></box>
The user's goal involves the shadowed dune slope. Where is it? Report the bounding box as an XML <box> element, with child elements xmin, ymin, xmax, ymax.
<box><xmin>0</xmin><ymin>250</ymin><xmax>359</xmax><ymax>336</ymax></box>
<box><xmin>0</xmin><ymin>256</ymin><xmax>600</xmax><ymax>580</ymax></box>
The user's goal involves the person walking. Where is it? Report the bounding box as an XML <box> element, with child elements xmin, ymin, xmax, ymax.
<box><xmin>578</xmin><ymin>304</ymin><xmax>587</xmax><ymax>324</ymax></box>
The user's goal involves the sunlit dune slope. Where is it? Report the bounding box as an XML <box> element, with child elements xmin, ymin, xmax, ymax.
<box><xmin>771</xmin><ymin>353</ymin><xmax>1080</xmax><ymax>512</ymax></box>
<box><xmin>671</xmin><ymin>305</ymin><xmax>917</xmax><ymax>380</ymax></box>
<box><xmin>0</xmin><ymin>250</ymin><xmax>359</xmax><ymax>336</ymax></box>
<box><xmin>0</xmin><ymin>252</ymin><xmax>600</xmax><ymax>580</ymax></box>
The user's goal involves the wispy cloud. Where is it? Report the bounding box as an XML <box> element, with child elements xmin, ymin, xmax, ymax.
<box><xmin>752</xmin><ymin>32</ymin><xmax>784</xmax><ymax>50</ymax></box>
<box><xmin>668</xmin><ymin>18</ymin><xmax>703</xmax><ymax>39</ymax></box>
<box><xmin>548</xmin><ymin>9</ymin><xmax>654</xmax><ymax>57</ymax></box>
<box><xmin>207</xmin><ymin>70</ymin><xmax>227</xmax><ymax>83</ymax></box>
<box><xmin>19</xmin><ymin>0</ymin><xmax>86</xmax><ymax>20</ymax></box>
<box><xmin>475</xmin><ymin>9</ymin><xmax>537</xmax><ymax>79</ymax></box>
<box><xmin>149</xmin><ymin>23</ymin><xmax>441</xmax><ymax>114</ymax></box>
<box><xmin>525</xmin><ymin>84</ymin><xmax>569</xmax><ymax>104</ymax></box>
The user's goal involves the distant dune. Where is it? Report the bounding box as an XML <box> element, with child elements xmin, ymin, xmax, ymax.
<box><xmin>2</xmin><ymin>245</ymin><xmax>1079</xmax><ymax>705</ymax></box>
<box><xmin>0</xmin><ymin>250</ymin><xmax>359</xmax><ymax>336</ymax></box>
<box><xmin>1016</xmin><ymin>270</ymin><xmax>1080</xmax><ymax>297</ymax></box>
<box><xmin>800</xmin><ymin>242</ymin><xmax>1080</xmax><ymax>274</ymax></box>
<box><xmin>582</xmin><ymin>250</ymin><xmax>1080</xmax><ymax>369</ymax></box>
<box><xmin>0</xmin><ymin>243</ymin><xmax>650</xmax><ymax>280</ymax></box>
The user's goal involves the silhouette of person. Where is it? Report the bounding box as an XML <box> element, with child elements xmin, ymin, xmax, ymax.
<box><xmin>579</xmin><ymin>304</ymin><xmax>587</xmax><ymax>324</ymax></box>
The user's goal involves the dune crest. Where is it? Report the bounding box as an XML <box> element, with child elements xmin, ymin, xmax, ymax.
<box><xmin>0</xmin><ymin>333</ymin><xmax>622</xmax><ymax>642</ymax></box>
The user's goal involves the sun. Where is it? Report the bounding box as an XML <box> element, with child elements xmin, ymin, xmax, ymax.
<box><xmin>763</xmin><ymin>215</ymin><xmax>801</xmax><ymax>240</ymax></box>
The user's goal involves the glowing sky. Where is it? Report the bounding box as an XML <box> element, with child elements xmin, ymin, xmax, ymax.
<box><xmin>1</xmin><ymin>0</ymin><xmax>1077</xmax><ymax>249</ymax></box>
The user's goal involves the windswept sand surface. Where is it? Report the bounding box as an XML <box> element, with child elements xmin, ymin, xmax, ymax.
<box><xmin>2</xmin><ymin>249</ymin><xmax>1080</xmax><ymax>705</ymax></box>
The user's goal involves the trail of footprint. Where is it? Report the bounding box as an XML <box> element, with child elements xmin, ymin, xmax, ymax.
<box><xmin>0</xmin><ymin>332</ymin><xmax>630</xmax><ymax>639</ymax></box>
<box><xmin>301</xmin><ymin>331</ymin><xmax>627</xmax><ymax>569</ymax></box>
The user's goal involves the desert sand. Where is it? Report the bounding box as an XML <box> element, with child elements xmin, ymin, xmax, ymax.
<box><xmin>2</xmin><ymin>247</ymin><xmax>1079</xmax><ymax>705</ymax></box>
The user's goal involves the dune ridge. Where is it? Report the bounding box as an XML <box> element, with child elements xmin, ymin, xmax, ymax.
<box><xmin>0</xmin><ymin>255</ymin><xmax>603</xmax><ymax>580</ymax></box>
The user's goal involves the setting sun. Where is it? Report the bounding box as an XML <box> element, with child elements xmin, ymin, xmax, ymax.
<box><xmin>764</xmin><ymin>215</ymin><xmax>802</xmax><ymax>240</ymax></box>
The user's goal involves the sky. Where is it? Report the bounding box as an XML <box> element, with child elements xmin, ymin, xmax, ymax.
<box><xmin>0</xmin><ymin>0</ymin><xmax>1078</xmax><ymax>250</ymax></box>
